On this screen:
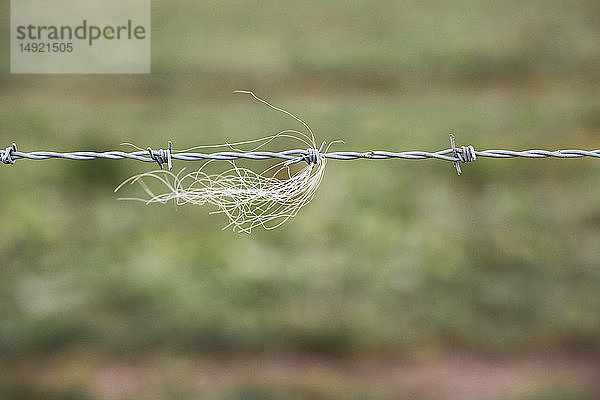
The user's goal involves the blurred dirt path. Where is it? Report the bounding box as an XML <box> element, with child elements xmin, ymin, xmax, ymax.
<box><xmin>4</xmin><ymin>350</ymin><xmax>600</xmax><ymax>399</ymax></box>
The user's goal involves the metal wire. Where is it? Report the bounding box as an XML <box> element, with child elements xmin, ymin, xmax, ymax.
<box><xmin>3</xmin><ymin>138</ymin><xmax>600</xmax><ymax>176</ymax></box>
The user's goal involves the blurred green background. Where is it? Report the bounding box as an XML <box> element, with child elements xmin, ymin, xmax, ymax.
<box><xmin>1</xmin><ymin>1</ymin><xmax>600</xmax><ymax>399</ymax></box>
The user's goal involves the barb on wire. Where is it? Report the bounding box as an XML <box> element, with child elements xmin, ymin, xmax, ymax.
<box><xmin>284</xmin><ymin>141</ymin><xmax>326</xmax><ymax>166</ymax></box>
<box><xmin>449</xmin><ymin>133</ymin><xmax>477</xmax><ymax>175</ymax></box>
<box><xmin>147</xmin><ymin>141</ymin><xmax>173</xmax><ymax>170</ymax></box>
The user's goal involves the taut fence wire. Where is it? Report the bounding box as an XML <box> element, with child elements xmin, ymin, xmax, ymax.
<box><xmin>4</xmin><ymin>136</ymin><xmax>600</xmax><ymax>175</ymax></box>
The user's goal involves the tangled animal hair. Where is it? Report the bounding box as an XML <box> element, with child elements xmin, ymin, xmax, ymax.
<box><xmin>116</xmin><ymin>91</ymin><xmax>337</xmax><ymax>233</ymax></box>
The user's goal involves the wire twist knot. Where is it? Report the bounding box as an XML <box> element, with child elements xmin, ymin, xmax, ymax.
<box><xmin>147</xmin><ymin>141</ymin><xmax>173</xmax><ymax>170</ymax></box>
<box><xmin>456</xmin><ymin>145</ymin><xmax>477</xmax><ymax>163</ymax></box>
<box><xmin>449</xmin><ymin>134</ymin><xmax>476</xmax><ymax>175</ymax></box>
<box><xmin>303</xmin><ymin>147</ymin><xmax>321</xmax><ymax>165</ymax></box>
<box><xmin>2</xmin><ymin>143</ymin><xmax>17</xmax><ymax>165</ymax></box>
<box><xmin>285</xmin><ymin>141</ymin><xmax>326</xmax><ymax>167</ymax></box>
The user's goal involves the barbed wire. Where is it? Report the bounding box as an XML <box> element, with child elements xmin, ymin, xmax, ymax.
<box><xmin>3</xmin><ymin>135</ymin><xmax>600</xmax><ymax>176</ymax></box>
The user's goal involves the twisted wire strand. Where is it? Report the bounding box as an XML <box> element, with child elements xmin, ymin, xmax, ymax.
<box><xmin>3</xmin><ymin>147</ymin><xmax>600</xmax><ymax>163</ymax></box>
